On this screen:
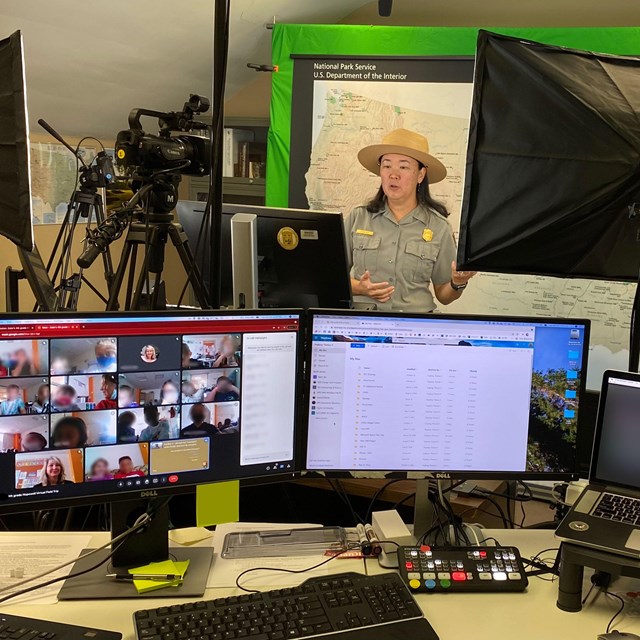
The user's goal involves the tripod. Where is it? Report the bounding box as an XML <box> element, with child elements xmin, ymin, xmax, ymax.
<box><xmin>47</xmin><ymin>181</ymin><xmax>115</xmax><ymax>310</ymax></box>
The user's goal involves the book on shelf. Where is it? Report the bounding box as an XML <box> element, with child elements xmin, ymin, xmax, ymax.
<box><xmin>223</xmin><ymin>128</ymin><xmax>254</xmax><ymax>177</ymax></box>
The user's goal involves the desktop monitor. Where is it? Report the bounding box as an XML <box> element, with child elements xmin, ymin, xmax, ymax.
<box><xmin>0</xmin><ymin>309</ymin><xmax>303</xmax><ymax>579</ymax></box>
<box><xmin>176</xmin><ymin>201</ymin><xmax>352</xmax><ymax>308</ymax></box>
<box><xmin>303</xmin><ymin>310</ymin><xmax>590</xmax><ymax>480</ymax></box>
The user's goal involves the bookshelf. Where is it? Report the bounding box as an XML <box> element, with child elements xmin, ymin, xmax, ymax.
<box><xmin>186</xmin><ymin>116</ymin><xmax>269</xmax><ymax>206</ymax></box>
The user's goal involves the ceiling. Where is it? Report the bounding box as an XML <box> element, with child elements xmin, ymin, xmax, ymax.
<box><xmin>1</xmin><ymin>0</ymin><xmax>639</xmax><ymax>141</ymax></box>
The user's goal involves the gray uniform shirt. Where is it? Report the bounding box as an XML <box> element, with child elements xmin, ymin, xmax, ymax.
<box><xmin>344</xmin><ymin>203</ymin><xmax>457</xmax><ymax>313</ymax></box>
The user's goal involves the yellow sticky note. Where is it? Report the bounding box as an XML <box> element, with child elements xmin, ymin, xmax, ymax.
<box><xmin>356</xmin><ymin>229</ymin><xmax>374</xmax><ymax>236</ymax></box>
<box><xmin>422</xmin><ymin>228</ymin><xmax>433</xmax><ymax>242</ymax></box>
<box><xmin>196</xmin><ymin>481</ymin><xmax>240</xmax><ymax>527</ymax></box>
<box><xmin>129</xmin><ymin>559</ymin><xmax>190</xmax><ymax>594</ymax></box>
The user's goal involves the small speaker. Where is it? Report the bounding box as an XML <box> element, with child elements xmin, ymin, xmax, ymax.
<box><xmin>378</xmin><ymin>0</ymin><xmax>393</xmax><ymax>17</ymax></box>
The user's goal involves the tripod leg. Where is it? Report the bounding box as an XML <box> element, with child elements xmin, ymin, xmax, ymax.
<box><xmin>125</xmin><ymin>244</ymin><xmax>139</xmax><ymax>311</ymax></box>
<box><xmin>168</xmin><ymin>225</ymin><xmax>211</xmax><ymax>308</ymax></box>
<box><xmin>106</xmin><ymin>238</ymin><xmax>134</xmax><ymax>311</ymax></box>
<box><xmin>131</xmin><ymin>227</ymin><xmax>163</xmax><ymax>310</ymax></box>
<box><xmin>94</xmin><ymin>196</ymin><xmax>116</xmax><ymax>291</ymax></box>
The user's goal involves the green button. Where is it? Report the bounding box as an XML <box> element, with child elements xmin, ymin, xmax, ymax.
<box><xmin>440</xmin><ymin>579</ymin><xmax>451</xmax><ymax>589</ymax></box>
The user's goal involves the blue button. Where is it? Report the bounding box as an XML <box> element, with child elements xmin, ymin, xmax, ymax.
<box><xmin>425</xmin><ymin>579</ymin><xmax>436</xmax><ymax>590</ymax></box>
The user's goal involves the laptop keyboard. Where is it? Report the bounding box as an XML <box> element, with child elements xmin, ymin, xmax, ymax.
<box><xmin>593</xmin><ymin>493</ymin><xmax>640</xmax><ymax>524</ymax></box>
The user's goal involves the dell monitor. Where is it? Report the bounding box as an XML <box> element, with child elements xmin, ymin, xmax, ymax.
<box><xmin>176</xmin><ymin>201</ymin><xmax>352</xmax><ymax>309</ymax></box>
<box><xmin>304</xmin><ymin>310</ymin><xmax>590</xmax><ymax>479</ymax></box>
<box><xmin>0</xmin><ymin>309</ymin><xmax>302</xmax><ymax>596</ymax></box>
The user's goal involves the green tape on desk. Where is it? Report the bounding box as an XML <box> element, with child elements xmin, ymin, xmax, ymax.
<box><xmin>196</xmin><ymin>481</ymin><xmax>240</xmax><ymax>527</ymax></box>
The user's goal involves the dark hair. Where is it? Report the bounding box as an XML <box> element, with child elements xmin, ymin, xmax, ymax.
<box><xmin>366</xmin><ymin>165</ymin><xmax>449</xmax><ymax>218</ymax></box>
<box><xmin>24</xmin><ymin>432</ymin><xmax>47</xmax><ymax>447</ymax></box>
<box><xmin>118</xmin><ymin>456</ymin><xmax>132</xmax><ymax>463</ymax></box>
<box><xmin>160</xmin><ymin>379</ymin><xmax>179</xmax><ymax>402</ymax></box>
<box><xmin>119</xmin><ymin>385</ymin><xmax>133</xmax><ymax>393</ymax></box>
<box><xmin>102</xmin><ymin>374</ymin><xmax>117</xmax><ymax>385</ymax></box>
<box><xmin>52</xmin><ymin>416</ymin><xmax>87</xmax><ymax>447</ymax></box>
<box><xmin>118</xmin><ymin>411</ymin><xmax>136</xmax><ymax>428</ymax></box>
<box><xmin>217</xmin><ymin>376</ymin><xmax>231</xmax><ymax>384</ymax></box>
<box><xmin>56</xmin><ymin>384</ymin><xmax>77</xmax><ymax>397</ymax></box>
<box><xmin>7</xmin><ymin>384</ymin><xmax>20</xmax><ymax>391</ymax></box>
<box><xmin>143</xmin><ymin>404</ymin><xmax>159</xmax><ymax>421</ymax></box>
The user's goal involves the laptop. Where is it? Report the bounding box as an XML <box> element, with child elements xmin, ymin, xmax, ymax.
<box><xmin>556</xmin><ymin>369</ymin><xmax>640</xmax><ymax>557</ymax></box>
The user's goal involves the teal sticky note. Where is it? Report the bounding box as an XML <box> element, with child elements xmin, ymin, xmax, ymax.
<box><xmin>196</xmin><ymin>481</ymin><xmax>240</xmax><ymax>527</ymax></box>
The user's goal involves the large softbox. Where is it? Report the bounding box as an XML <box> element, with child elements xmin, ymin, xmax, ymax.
<box><xmin>0</xmin><ymin>31</ymin><xmax>33</xmax><ymax>251</ymax></box>
<box><xmin>458</xmin><ymin>30</ymin><xmax>640</xmax><ymax>281</ymax></box>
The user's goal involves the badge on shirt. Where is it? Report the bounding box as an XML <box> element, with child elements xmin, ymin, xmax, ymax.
<box><xmin>356</xmin><ymin>229</ymin><xmax>374</xmax><ymax>236</ymax></box>
<box><xmin>422</xmin><ymin>228</ymin><xmax>433</xmax><ymax>242</ymax></box>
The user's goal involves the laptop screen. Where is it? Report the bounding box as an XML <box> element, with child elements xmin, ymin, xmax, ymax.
<box><xmin>592</xmin><ymin>372</ymin><xmax>640</xmax><ymax>490</ymax></box>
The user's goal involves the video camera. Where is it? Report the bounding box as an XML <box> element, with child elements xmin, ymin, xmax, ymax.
<box><xmin>115</xmin><ymin>94</ymin><xmax>211</xmax><ymax>178</ymax></box>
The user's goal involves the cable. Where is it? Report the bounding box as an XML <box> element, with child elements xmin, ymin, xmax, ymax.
<box><xmin>235</xmin><ymin>546</ymin><xmax>360</xmax><ymax>593</ymax></box>
<box><xmin>363</xmin><ymin>479</ymin><xmax>404</xmax><ymax>524</ymax></box>
<box><xmin>0</xmin><ymin>497</ymin><xmax>169</xmax><ymax>596</ymax></box>
<box><xmin>470</xmin><ymin>491</ymin><xmax>511</xmax><ymax>528</ymax></box>
<box><xmin>605</xmin><ymin>591</ymin><xmax>626</xmax><ymax>633</ymax></box>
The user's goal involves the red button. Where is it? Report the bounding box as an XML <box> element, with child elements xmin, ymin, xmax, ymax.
<box><xmin>420</xmin><ymin>545</ymin><xmax>431</xmax><ymax>553</ymax></box>
<box><xmin>405</xmin><ymin>562</ymin><xmax>413</xmax><ymax>570</ymax></box>
<box><xmin>480</xmin><ymin>551</ymin><xmax>487</xmax><ymax>558</ymax></box>
<box><xmin>452</xmin><ymin>572</ymin><xmax>466</xmax><ymax>581</ymax></box>
<box><xmin>168</xmin><ymin>474</ymin><xmax>179</xmax><ymax>483</ymax></box>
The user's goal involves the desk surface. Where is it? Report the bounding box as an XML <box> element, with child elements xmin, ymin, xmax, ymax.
<box><xmin>3</xmin><ymin>529</ymin><xmax>640</xmax><ymax>640</ymax></box>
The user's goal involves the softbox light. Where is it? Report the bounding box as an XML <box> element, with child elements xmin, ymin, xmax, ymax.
<box><xmin>0</xmin><ymin>30</ymin><xmax>33</xmax><ymax>251</ymax></box>
<box><xmin>458</xmin><ymin>30</ymin><xmax>640</xmax><ymax>281</ymax></box>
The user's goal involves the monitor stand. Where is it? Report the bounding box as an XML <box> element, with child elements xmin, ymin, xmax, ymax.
<box><xmin>58</xmin><ymin>498</ymin><xmax>212</xmax><ymax>600</ymax></box>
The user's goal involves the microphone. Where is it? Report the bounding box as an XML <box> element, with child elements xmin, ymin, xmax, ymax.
<box><xmin>37</xmin><ymin>119</ymin><xmax>86</xmax><ymax>166</ymax></box>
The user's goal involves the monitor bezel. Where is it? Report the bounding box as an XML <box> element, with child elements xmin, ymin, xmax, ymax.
<box><xmin>0</xmin><ymin>308</ymin><xmax>305</xmax><ymax>514</ymax></box>
<box><xmin>301</xmin><ymin>308</ymin><xmax>590</xmax><ymax>481</ymax></box>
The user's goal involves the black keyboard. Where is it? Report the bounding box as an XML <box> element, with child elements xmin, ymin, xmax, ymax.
<box><xmin>0</xmin><ymin>613</ymin><xmax>121</xmax><ymax>640</ymax></box>
<box><xmin>593</xmin><ymin>493</ymin><xmax>640</xmax><ymax>524</ymax></box>
<box><xmin>133</xmin><ymin>572</ymin><xmax>428</xmax><ymax>640</ymax></box>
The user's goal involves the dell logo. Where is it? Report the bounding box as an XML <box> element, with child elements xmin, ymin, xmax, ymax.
<box><xmin>435</xmin><ymin>473</ymin><xmax>451</xmax><ymax>479</ymax></box>
<box><xmin>140</xmin><ymin>490</ymin><xmax>159</xmax><ymax>498</ymax></box>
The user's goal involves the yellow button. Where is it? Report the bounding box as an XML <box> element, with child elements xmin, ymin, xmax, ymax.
<box><xmin>409</xmin><ymin>579</ymin><xmax>421</xmax><ymax>590</ymax></box>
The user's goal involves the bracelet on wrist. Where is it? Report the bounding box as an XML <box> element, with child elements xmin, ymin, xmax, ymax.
<box><xmin>450</xmin><ymin>279</ymin><xmax>467</xmax><ymax>292</ymax></box>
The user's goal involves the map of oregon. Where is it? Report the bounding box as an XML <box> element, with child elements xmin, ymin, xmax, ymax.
<box><xmin>305</xmin><ymin>83</ymin><xmax>633</xmax><ymax>386</ymax></box>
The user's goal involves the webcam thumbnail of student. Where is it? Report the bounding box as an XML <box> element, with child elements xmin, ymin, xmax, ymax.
<box><xmin>0</xmin><ymin>414</ymin><xmax>50</xmax><ymax>452</ymax></box>
<box><xmin>50</xmin><ymin>374</ymin><xmax>118</xmax><ymax>412</ymax></box>
<box><xmin>15</xmin><ymin>449</ymin><xmax>84</xmax><ymax>489</ymax></box>
<box><xmin>84</xmin><ymin>442</ymin><xmax>149</xmax><ymax>482</ymax></box>
<box><xmin>117</xmin><ymin>406</ymin><xmax>180</xmax><ymax>443</ymax></box>
<box><xmin>0</xmin><ymin>377</ymin><xmax>49</xmax><ymax>416</ymax></box>
<box><xmin>180</xmin><ymin>401</ymin><xmax>239</xmax><ymax>438</ymax></box>
<box><xmin>118</xmin><ymin>372</ymin><xmax>181</xmax><ymax>408</ymax></box>
<box><xmin>182</xmin><ymin>335</ymin><xmax>241</xmax><ymax>369</ymax></box>
<box><xmin>118</xmin><ymin>336</ymin><xmax>182</xmax><ymax>373</ymax></box>
<box><xmin>0</xmin><ymin>340</ymin><xmax>49</xmax><ymax>378</ymax></box>
<box><xmin>181</xmin><ymin>368</ymin><xmax>240</xmax><ymax>404</ymax></box>
<box><xmin>50</xmin><ymin>410</ymin><xmax>117</xmax><ymax>448</ymax></box>
<box><xmin>49</xmin><ymin>338</ymin><xmax>117</xmax><ymax>375</ymax></box>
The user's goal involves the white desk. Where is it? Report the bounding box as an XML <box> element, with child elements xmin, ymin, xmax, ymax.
<box><xmin>2</xmin><ymin>529</ymin><xmax>640</xmax><ymax>640</ymax></box>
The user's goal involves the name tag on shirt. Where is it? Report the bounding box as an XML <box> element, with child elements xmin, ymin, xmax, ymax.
<box><xmin>356</xmin><ymin>229</ymin><xmax>374</xmax><ymax>236</ymax></box>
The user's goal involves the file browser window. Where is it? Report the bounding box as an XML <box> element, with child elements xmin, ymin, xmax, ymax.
<box><xmin>306</xmin><ymin>313</ymin><xmax>589</xmax><ymax>475</ymax></box>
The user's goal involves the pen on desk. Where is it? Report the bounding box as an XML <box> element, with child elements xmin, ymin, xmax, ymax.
<box><xmin>364</xmin><ymin>524</ymin><xmax>382</xmax><ymax>556</ymax></box>
<box><xmin>106</xmin><ymin>573</ymin><xmax>181</xmax><ymax>581</ymax></box>
<box><xmin>356</xmin><ymin>524</ymin><xmax>371</xmax><ymax>556</ymax></box>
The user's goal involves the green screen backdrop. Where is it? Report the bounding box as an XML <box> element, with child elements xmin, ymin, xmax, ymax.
<box><xmin>267</xmin><ymin>24</ymin><xmax>640</xmax><ymax>207</ymax></box>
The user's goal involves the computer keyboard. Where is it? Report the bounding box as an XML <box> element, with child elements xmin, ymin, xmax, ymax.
<box><xmin>593</xmin><ymin>493</ymin><xmax>640</xmax><ymax>524</ymax></box>
<box><xmin>133</xmin><ymin>571</ymin><xmax>435</xmax><ymax>640</ymax></box>
<box><xmin>0</xmin><ymin>613</ymin><xmax>121</xmax><ymax>640</ymax></box>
